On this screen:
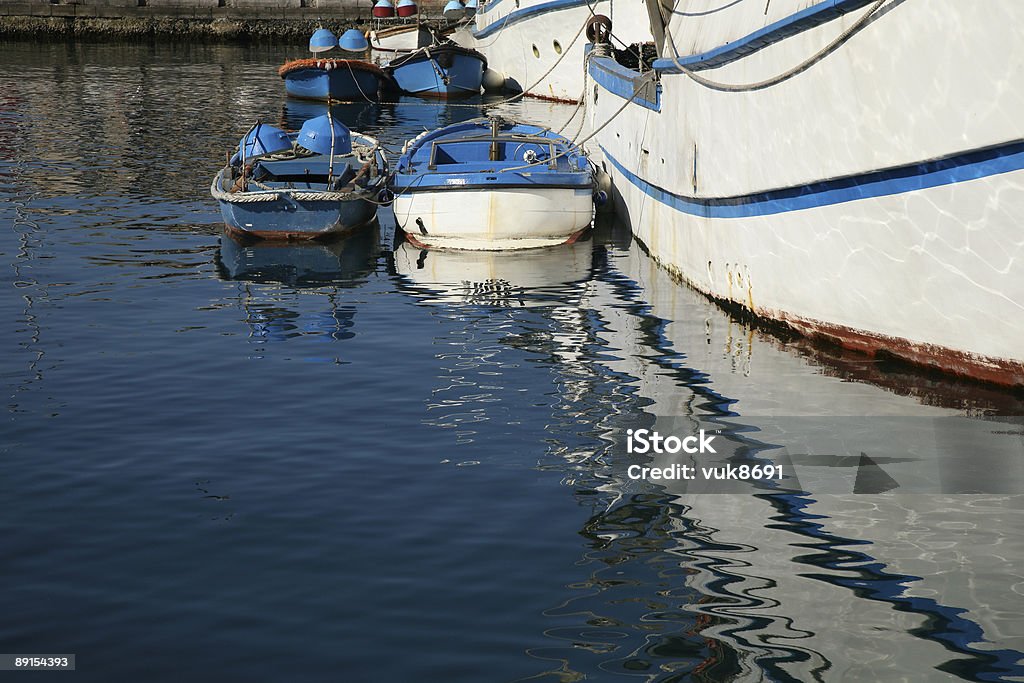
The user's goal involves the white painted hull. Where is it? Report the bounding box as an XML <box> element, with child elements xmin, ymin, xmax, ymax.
<box><xmin>393</xmin><ymin>186</ymin><xmax>594</xmax><ymax>249</ymax></box>
<box><xmin>453</xmin><ymin>0</ymin><xmax>649</xmax><ymax>102</ymax></box>
<box><xmin>369</xmin><ymin>24</ymin><xmax>430</xmax><ymax>65</ymax></box>
<box><xmin>588</xmin><ymin>0</ymin><xmax>1024</xmax><ymax>385</ymax></box>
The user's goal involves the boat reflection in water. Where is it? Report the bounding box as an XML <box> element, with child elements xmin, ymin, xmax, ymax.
<box><xmin>216</xmin><ymin>226</ymin><xmax>378</xmax><ymax>287</ymax></box>
<box><xmin>394</xmin><ymin>214</ymin><xmax>1024</xmax><ymax>680</ymax></box>
<box><xmin>215</xmin><ymin>228</ymin><xmax>378</xmax><ymax>350</ymax></box>
<box><xmin>518</xmin><ymin>233</ymin><xmax>1024</xmax><ymax>681</ymax></box>
<box><xmin>281</xmin><ymin>99</ymin><xmax>382</xmax><ymax>132</ymax></box>
<box><xmin>391</xmin><ymin>237</ymin><xmax>594</xmax><ymax>307</ymax></box>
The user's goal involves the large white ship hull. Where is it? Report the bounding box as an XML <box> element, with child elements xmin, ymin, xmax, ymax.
<box><xmin>453</xmin><ymin>0</ymin><xmax>649</xmax><ymax>102</ymax></box>
<box><xmin>587</xmin><ymin>0</ymin><xmax>1024</xmax><ymax>386</ymax></box>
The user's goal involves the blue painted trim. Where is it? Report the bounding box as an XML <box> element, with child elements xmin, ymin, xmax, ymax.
<box><xmin>472</xmin><ymin>0</ymin><xmax>591</xmax><ymax>39</ymax></box>
<box><xmin>600</xmin><ymin>140</ymin><xmax>1024</xmax><ymax>219</ymax></box>
<box><xmin>588</xmin><ymin>53</ymin><xmax>660</xmax><ymax>111</ymax></box>
<box><xmin>653</xmin><ymin>0</ymin><xmax>876</xmax><ymax>73</ymax></box>
<box><xmin>476</xmin><ymin>0</ymin><xmax>504</xmax><ymax>15</ymax></box>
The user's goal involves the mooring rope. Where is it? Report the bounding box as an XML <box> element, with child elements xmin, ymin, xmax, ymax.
<box><xmin>470</xmin><ymin>6</ymin><xmax>517</xmax><ymax>49</ymax></box>
<box><xmin>484</xmin><ymin>8</ymin><xmax>593</xmax><ymax>106</ymax></box>
<box><xmin>345</xmin><ymin>58</ymin><xmax>380</xmax><ymax>103</ymax></box>
<box><xmin>662</xmin><ymin>0</ymin><xmax>886</xmax><ymax>92</ymax></box>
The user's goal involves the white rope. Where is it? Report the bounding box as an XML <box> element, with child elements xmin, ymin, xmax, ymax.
<box><xmin>210</xmin><ymin>170</ymin><xmax>378</xmax><ymax>204</ymax></box>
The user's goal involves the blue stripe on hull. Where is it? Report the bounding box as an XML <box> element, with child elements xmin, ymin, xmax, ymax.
<box><xmin>472</xmin><ymin>0</ymin><xmax>591</xmax><ymax>39</ymax></box>
<box><xmin>588</xmin><ymin>52</ymin><xmax>660</xmax><ymax>111</ymax></box>
<box><xmin>652</xmin><ymin>0</ymin><xmax>879</xmax><ymax>73</ymax></box>
<box><xmin>601</xmin><ymin>140</ymin><xmax>1024</xmax><ymax>219</ymax></box>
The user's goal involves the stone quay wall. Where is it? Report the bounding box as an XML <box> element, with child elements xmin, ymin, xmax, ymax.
<box><xmin>0</xmin><ymin>0</ymin><xmax>451</xmax><ymax>39</ymax></box>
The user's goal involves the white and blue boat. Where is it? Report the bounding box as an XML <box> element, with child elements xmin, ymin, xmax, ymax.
<box><xmin>280</xmin><ymin>28</ymin><xmax>392</xmax><ymax>102</ymax></box>
<box><xmin>586</xmin><ymin>1</ymin><xmax>1024</xmax><ymax>386</ymax></box>
<box><xmin>383</xmin><ymin>41</ymin><xmax>487</xmax><ymax>99</ymax></box>
<box><xmin>211</xmin><ymin>115</ymin><xmax>387</xmax><ymax>241</ymax></box>
<box><xmin>391</xmin><ymin>117</ymin><xmax>594</xmax><ymax>249</ymax></box>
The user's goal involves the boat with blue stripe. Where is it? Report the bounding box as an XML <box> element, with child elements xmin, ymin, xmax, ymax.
<box><xmin>383</xmin><ymin>41</ymin><xmax>487</xmax><ymax>99</ymax></box>
<box><xmin>391</xmin><ymin>117</ymin><xmax>594</xmax><ymax>249</ymax></box>
<box><xmin>585</xmin><ymin>1</ymin><xmax>1024</xmax><ymax>386</ymax></box>
<box><xmin>211</xmin><ymin>115</ymin><xmax>387</xmax><ymax>241</ymax></box>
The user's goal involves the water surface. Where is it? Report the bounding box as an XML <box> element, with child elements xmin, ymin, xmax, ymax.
<box><xmin>2</xmin><ymin>40</ymin><xmax>1023</xmax><ymax>682</ymax></box>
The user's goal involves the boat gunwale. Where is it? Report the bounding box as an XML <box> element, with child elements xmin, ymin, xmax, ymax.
<box><xmin>278</xmin><ymin>58</ymin><xmax>389</xmax><ymax>79</ymax></box>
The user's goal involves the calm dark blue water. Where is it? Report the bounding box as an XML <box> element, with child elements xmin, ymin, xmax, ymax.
<box><xmin>2</xmin><ymin>40</ymin><xmax>1024</xmax><ymax>682</ymax></box>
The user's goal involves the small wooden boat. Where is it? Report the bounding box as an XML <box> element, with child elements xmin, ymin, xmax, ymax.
<box><xmin>279</xmin><ymin>58</ymin><xmax>390</xmax><ymax>102</ymax></box>
<box><xmin>369</xmin><ymin>23</ymin><xmax>439</xmax><ymax>64</ymax></box>
<box><xmin>280</xmin><ymin>28</ymin><xmax>391</xmax><ymax>102</ymax></box>
<box><xmin>390</xmin><ymin>117</ymin><xmax>595</xmax><ymax>250</ymax></box>
<box><xmin>383</xmin><ymin>41</ymin><xmax>486</xmax><ymax>99</ymax></box>
<box><xmin>211</xmin><ymin>115</ymin><xmax>387</xmax><ymax>241</ymax></box>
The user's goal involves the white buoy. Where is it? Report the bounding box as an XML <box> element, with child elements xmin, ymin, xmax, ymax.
<box><xmin>482</xmin><ymin>68</ymin><xmax>506</xmax><ymax>92</ymax></box>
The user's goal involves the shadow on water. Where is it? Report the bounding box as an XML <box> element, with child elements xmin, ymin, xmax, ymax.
<box><xmin>211</xmin><ymin>226</ymin><xmax>380</xmax><ymax>349</ymax></box>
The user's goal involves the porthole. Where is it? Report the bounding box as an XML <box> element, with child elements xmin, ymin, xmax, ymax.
<box><xmin>532</xmin><ymin>44</ymin><xmax>540</xmax><ymax>58</ymax></box>
<box><xmin>553</xmin><ymin>40</ymin><xmax>562</xmax><ymax>54</ymax></box>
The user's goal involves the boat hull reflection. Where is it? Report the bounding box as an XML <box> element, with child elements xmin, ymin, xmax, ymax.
<box><xmin>216</xmin><ymin>227</ymin><xmax>378</xmax><ymax>287</ymax></box>
<box><xmin>392</xmin><ymin>238</ymin><xmax>594</xmax><ymax>306</ymax></box>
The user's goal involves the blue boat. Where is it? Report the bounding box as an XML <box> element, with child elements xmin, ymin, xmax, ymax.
<box><xmin>279</xmin><ymin>58</ymin><xmax>390</xmax><ymax>102</ymax></box>
<box><xmin>390</xmin><ymin>117</ymin><xmax>594</xmax><ymax>249</ymax></box>
<box><xmin>211</xmin><ymin>115</ymin><xmax>388</xmax><ymax>241</ymax></box>
<box><xmin>280</xmin><ymin>27</ymin><xmax>392</xmax><ymax>102</ymax></box>
<box><xmin>383</xmin><ymin>41</ymin><xmax>486</xmax><ymax>99</ymax></box>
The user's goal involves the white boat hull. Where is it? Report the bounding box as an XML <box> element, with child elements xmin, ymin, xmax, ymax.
<box><xmin>588</xmin><ymin>0</ymin><xmax>1024</xmax><ymax>385</ymax></box>
<box><xmin>453</xmin><ymin>0</ymin><xmax>648</xmax><ymax>102</ymax></box>
<box><xmin>393</xmin><ymin>186</ymin><xmax>594</xmax><ymax>249</ymax></box>
<box><xmin>369</xmin><ymin>24</ymin><xmax>433</xmax><ymax>65</ymax></box>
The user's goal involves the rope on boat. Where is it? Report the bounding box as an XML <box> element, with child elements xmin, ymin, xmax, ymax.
<box><xmin>345</xmin><ymin>59</ymin><xmax>380</xmax><ymax>103</ymax></box>
<box><xmin>211</xmin><ymin>175</ymin><xmax>379</xmax><ymax>203</ymax></box>
<box><xmin>488</xmin><ymin>11</ymin><xmax>591</xmax><ymax>106</ymax></box>
<box><xmin>662</xmin><ymin>0</ymin><xmax>886</xmax><ymax>91</ymax></box>
<box><xmin>211</xmin><ymin>168</ymin><xmax>385</xmax><ymax>204</ymax></box>
<box><xmin>210</xmin><ymin>177</ymin><xmax>280</xmax><ymax>202</ymax></box>
<box><xmin>471</xmin><ymin>6</ymin><xmax>516</xmax><ymax>49</ymax></box>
